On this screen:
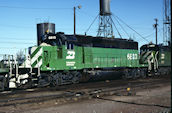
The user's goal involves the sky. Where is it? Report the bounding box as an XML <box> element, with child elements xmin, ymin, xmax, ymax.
<box><xmin>0</xmin><ymin>0</ymin><xmax>165</xmax><ymax>56</ymax></box>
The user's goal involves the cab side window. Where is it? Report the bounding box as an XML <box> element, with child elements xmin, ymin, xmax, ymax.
<box><xmin>67</xmin><ymin>42</ymin><xmax>74</xmax><ymax>50</ymax></box>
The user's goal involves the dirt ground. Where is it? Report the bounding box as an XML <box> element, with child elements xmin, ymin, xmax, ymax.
<box><xmin>1</xmin><ymin>82</ymin><xmax>170</xmax><ymax>113</ymax></box>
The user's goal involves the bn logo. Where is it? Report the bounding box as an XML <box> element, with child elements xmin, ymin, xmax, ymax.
<box><xmin>66</xmin><ymin>51</ymin><xmax>75</xmax><ymax>59</ymax></box>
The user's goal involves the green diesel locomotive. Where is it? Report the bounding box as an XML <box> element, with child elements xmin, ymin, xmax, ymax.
<box><xmin>0</xmin><ymin>23</ymin><xmax>171</xmax><ymax>91</ymax></box>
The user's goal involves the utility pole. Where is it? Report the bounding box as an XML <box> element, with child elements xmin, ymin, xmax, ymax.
<box><xmin>153</xmin><ymin>18</ymin><xmax>158</xmax><ymax>45</ymax></box>
<box><xmin>74</xmin><ymin>7</ymin><xmax>76</xmax><ymax>35</ymax></box>
<box><xmin>74</xmin><ymin>5</ymin><xmax>81</xmax><ymax>36</ymax></box>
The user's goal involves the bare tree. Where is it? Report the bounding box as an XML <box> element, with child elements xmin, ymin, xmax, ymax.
<box><xmin>16</xmin><ymin>50</ymin><xmax>25</xmax><ymax>65</ymax></box>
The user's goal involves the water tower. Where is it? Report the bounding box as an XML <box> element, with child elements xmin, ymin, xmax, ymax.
<box><xmin>97</xmin><ymin>0</ymin><xmax>114</xmax><ymax>38</ymax></box>
<box><xmin>163</xmin><ymin>0</ymin><xmax>171</xmax><ymax>46</ymax></box>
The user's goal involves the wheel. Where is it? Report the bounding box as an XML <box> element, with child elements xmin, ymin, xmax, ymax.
<box><xmin>122</xmin><ymin>69</ymin><xmax>127</xmax><ymax>80</ymax></box>
<box><xmin>132</xmin><ymin>69</ymin><xmax>137</xmax><ymax>79</ymax></box>
<box><xmin>72</xmin><ymin>71</ymin><xmax>81</xmax><ymax>84</ymax></box>
<box><xmin>0</xmin><ymin>77</ymin><xmax>5</xmax><ymax>91</ymax></box>
<box><xmin>140</xmin><ymin>69</ymin><xmax>146</xmax><ymax>78</ymax></box>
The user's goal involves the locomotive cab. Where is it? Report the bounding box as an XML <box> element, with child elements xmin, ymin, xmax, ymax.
<box><xmin>140</xmin><ymin>44</ymin><xmax>159</xmax><ymax>74</ymax></box>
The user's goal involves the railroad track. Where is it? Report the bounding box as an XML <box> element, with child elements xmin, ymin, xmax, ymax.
<box><xmin>0</xmin><ymin>74</ymin><xmax>169</xmax><ymax>96</ymax></box>
<box><xmin>0</xmin><ymin>75</ymin><xmax>170</xmax><ymax>108</ymax></box>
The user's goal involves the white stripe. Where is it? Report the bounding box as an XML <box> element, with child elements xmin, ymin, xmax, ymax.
<box><xmin>31</xmin><ymin>48</ymin><xmax>43</xmax><ymax>65</ymax></box>
<box><xmin>147</xmin><ymin>53</ymin><xmax>153</xmax><ymax>62</ymax></box>
<box><xmin>31</xmin><ymin>47</ymin><xmax>37</xmax><ymax>54</ymax></box>
<box><xmin>35</xmin><ymin>59</ymin><xmax>42</xmax><ymax>68</ymax></box>
<box><xmin>143</xmin><ymin>51</ymin><xmax>151</xmax><ymax>58</ymax></box>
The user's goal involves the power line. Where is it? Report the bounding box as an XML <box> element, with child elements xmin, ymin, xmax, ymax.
<box><xmin>77</xmin><ymin>9</ymin><xmax>97</xmax><ymax>18</ymax></box>
<box><xmin>112</xmin><ymin>15</ymin><xmax>130</xmax><ymax>38</ymax></box>
<box><xmin>0</xmin><ymin>47</ymin><xmax>24</xmax><ymax>50</ymax></box>
<box><xmin>85</xmin><ymin>14</ymin><xmax>99</xmax><ymax>35</ymax></box>
<box><xmin>110</xmin><ymin>16</ymin><xmax>122</xmax><ymax>38</ymax></box>
<box><xmin>143</xmin><ymin>32</ymin><xmax>154</xmax><ymax>38</ymax></box>
<box><xmin>144</xmin><ymin>28</ymin><xmax>163</xmax><ymax>39</ymax></box>
<box><xmin>112</xmin><ymin>14</ymin><xmax>149</xmax><ymax>43</ymax></box>
<box><xmin>0</xmin><ymin>41</ymin><xmax>35</xmax><ymax>44</ymax></box>
<box><xmin>0</xmin><ymin>23</ymin><xmax>91</xmax><ymax>31</ymax></box>
<box><xmin>0</xmin><ymin>5</ymin><xmax>72</xmax><ymax>10</ymax></box>
<box><xmin>0</xmin><ymin>37</ymin><xmax>35</xmax><ymax>41</ymax></box>
<box><xmin>0</xmin><ymin>24</ymin><xmax>33</xmax><ymax>29</ymax></box>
